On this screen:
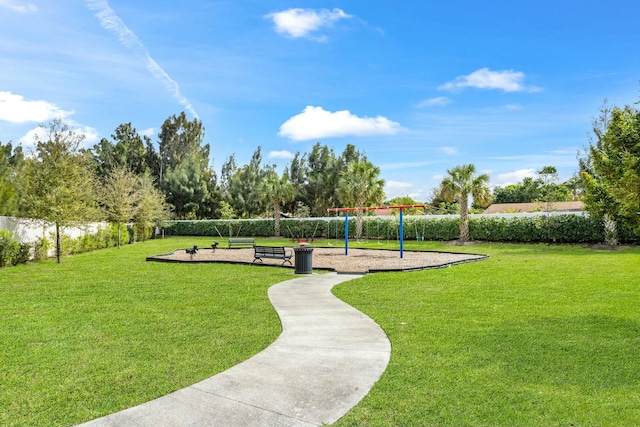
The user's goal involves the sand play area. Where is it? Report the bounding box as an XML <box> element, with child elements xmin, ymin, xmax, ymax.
<box><xmin>147</xmin><ymin>246</ymin><xmax>487</xmax><ymax>274</ymax></box>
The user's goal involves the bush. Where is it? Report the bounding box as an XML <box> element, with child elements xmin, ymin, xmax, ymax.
<box><xmin>33</xmin><ymin>237</ymin><xmax>51</xmax><ymax>262</ymax></box>
<box><xmin>469</xmin><ymin>215</ymin><xmax>605</xmax><ymax>243</ymax></box>
<box><xmin>55</xmin><ymin>224</ymin><xmax>132</xmax><ymax>257</ymax></box>
<box><xmin>11</xmin><ymin>243</ymin><xmax>31</xmax><ymax>265</ymax></box>
<box><xmin>0</xmin><ymin>230</ymin><xmax>20</xmax><ymax>268</ymax></box>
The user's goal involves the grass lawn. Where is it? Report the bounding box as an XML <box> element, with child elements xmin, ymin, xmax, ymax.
<box><xmin>332</xmin><ymin>242</ymin><xmax>640</xmax><ymax>427</ymax></box>
<box><xmin>1</xmin><ymin>237</ymin><xmax>639</xmax><ymax>426</ymax></box>
<box><xmin>0</xmin><ymin>237</ymin><xmax>290</xmax><ymax>427</ymax></box>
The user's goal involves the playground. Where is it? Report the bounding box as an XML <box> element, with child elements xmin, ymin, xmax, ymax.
<box><xmin>147</xmin><ymin>246</ymin><xmax>487</xmax><ymax>273</ymax></box>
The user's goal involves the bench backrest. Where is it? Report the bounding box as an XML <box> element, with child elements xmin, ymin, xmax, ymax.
<box><xmin>255</xmin><ymin>246</ymin><xmax>285</xmax><ymax>254</ymax></box>
<box><xmin>229</xmin><ymin>238</ymin><xmax>255</xmax><ymax>243</ymax></box>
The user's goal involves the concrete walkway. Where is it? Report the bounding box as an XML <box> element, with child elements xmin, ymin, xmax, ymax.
<box><xmin>79</xmin><ymin>273</ymin><xmax>391</xmax><ymax>427</ymax></box>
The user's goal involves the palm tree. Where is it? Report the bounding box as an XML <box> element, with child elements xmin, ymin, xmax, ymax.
<box><xmin>440</xmin><ymin>164</ymin><xmax>490</xmax><ymax>242</ymax></box>
<box><xmin>337</xmin><ymin>159</ymin><xmax>385</xmax><ymax>240</ymax></box>
<box><xmin>259</xmin><ymin>172</ymin><xmax>294</xmax><ymax>237</ymax></box>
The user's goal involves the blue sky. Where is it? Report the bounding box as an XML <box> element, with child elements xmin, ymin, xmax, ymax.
<box><xmin>1</xmin><ymin>0</ymin><xmax>639</xmax><ymax>201</ymax></box>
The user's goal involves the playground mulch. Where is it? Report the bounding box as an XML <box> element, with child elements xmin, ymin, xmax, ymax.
<box><xmin>147</xmin><ymin>247</ymin><xmax>487</xmax><ymax>274</ymax></box>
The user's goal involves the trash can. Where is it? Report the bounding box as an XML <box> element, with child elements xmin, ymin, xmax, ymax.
<box><xmin>294</xmin><ymin>247</ymin><xmax>313</xmax><ymax>274</ymax></box>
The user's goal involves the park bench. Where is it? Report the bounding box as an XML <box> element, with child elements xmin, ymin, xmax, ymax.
<box><xmin>253</xmin><ymin>246</ymin><xmax>293</xmax><ymax>266</ymax></box>
<box><xmin>228</xmin><ymin>237</ymin><xmax>255</xmax><ymax>248</ymax></box>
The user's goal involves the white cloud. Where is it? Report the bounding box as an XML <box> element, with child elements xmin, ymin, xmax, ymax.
<box><xmin>551</xmin><ymin>146</ymin><xmax>579</xmax><ymax>155</ymax></box>
<box><xmin>0</xmin><ymin>92</ymin><xmax>73</xmax><ymax>123</ymax></box>
<box><xmin>440</xmin><ymin>146</ymin><xmax>458</xmax><ymax>155</ymax></box>
<box><xmin>0</xmin><ymin>0</ymin><xmax>37</xmax><ymax>13</ymax></box>
<box><xmin>439</xmin><ymin>68</ymin><xmax>540</xmax><ymax>93</ymax></box>
<box><xmin>492</xmin><ymin>168</ymin><xmax>536</xmax><ymax>186</ymax></box>
<box><xmin>76</xmin><ymin>125</ymin><xmax>99</xmax><ymax>145</ymax></box>
<box><xmin>268</xmin><ymin>150</ymin><xmax>295</xmax><ymax>160</ymax></box>
<box><xmin>385</xmin><ymin>180</ymin><xmax>413</xmax><ymax>190</ymax></box>
<box><xmin>265</xmin><ymin>8</ymin><xmax>351</xmax><ymax>40</ymax></box>
<box><xmin>417</xmin><ymin>97</ymin><xmax>451</xmax><ymax>108</ymax></box>
<box><xmin>18</xmin><ymin>127</ymin><xmax>45</xmax><ymax>147</ymax></box>
<box><xmin>279</xmin><ymin>106</ymin><xmax>402</xmax><ymax>141</ymax></box>
<box><xmin>85</xmin><ymin>0</ymin><xmax>198</xmax><ymax>118</ymax></box>
<box><xmin>140</xmin><ymin>127</ymin><xmax>156</xmax><ymax>137</ymax></box>
<box><xmin>384</xmin><ymin>181</ymin><xmax>433</xmax><ymax>202</ymax></box>
<box><xmin>431</xmin><ymin>174</ymin><xmax>444</xmax><ymax>181</ymax></box>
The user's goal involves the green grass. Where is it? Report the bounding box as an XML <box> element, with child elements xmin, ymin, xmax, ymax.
<box><xmin>331</xmin><ymin>242</ymin><xmax>640</xmax><ymax>426</ymax></box>
<box><xmin>0</xmin><ymin>237</ymin><xmax>290</xmax><ymax>427</ymax></box>
<box><xmin>2</xmin><ymin>238</ymin><xmax>639</xmax><ymax>426</ymax></box>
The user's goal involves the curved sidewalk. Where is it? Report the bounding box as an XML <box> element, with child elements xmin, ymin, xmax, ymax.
<box><xmin>79</xmin><ymin>272</ymin><xmax>391</xmax><ymax>427</ymax></box>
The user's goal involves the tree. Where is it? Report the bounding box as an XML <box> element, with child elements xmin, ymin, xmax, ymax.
<box><xmin>492</xmin><ymin>169</ymin><xmax>571</xmax><ymax>205</ymax></box>
<box><xmin>19</xmin><ymin>120</ymin><xmax>99</xmax><ymax>263</ymax></box>
<box><xmin>564</xmin><ymin>173</ymin><xmax>584</xmax><ymax>202</ymax></box>
<box><xmin>536</xmin><ymin>165</ymin><xmax>572</xmax><ymax>212</ymax></box>
<box><xmin>304</xmin><ymin>143</ymin><xmax>338</xmax><ymax>216</ymax></box>
<box><xmin>337</xmin><ymin>158</ymin><xmax>385</xmax><ymax>240</ymax></box>
<box><xmin>283</xmin><ymin>151</ymin><xmax>307</xmax><ymax>214</ymax></box>
<box><xmin>219</xmin><ymin>201</ymin><xmax>236</xmax><ymax>220</ymax></box>
<box><xmin>581</xmin><ymin>101</ymin><xmax>640</xmax><ymax>241</ymax></box>
<box><xmin>386</xmin><ymin>196</ymin><xmax>424</xmax><ymax>215</ymax></box>
<box><xmin>291</xmin><ymin>143</ymin><xmax>363</xmax><ymax>217</ymax></box>
<box><xmin>155</xmin><ymin>112</ymin><xmax>218</xmax><ymax>219</ymax></box>
<box><xmin>425</xmin><ymin>186</ymin><xmax>460</xmax><ymax>214</ymax></box>
<box><xmin>145</xmin><ymin>136</ymin><xmax>161</xmax><ymax>185</ymax></box>
<box><xmin>158</xmin><ymin>112</ymin><xmax>207</xmax><ymax>180</ymax></box>
<box><xmin>0</xmin><ymin>141</ymin><xmax>24</xmax><ymax>216</ymax></box>
<box><xmin>89</xmin><ymin>123</ymin><xmax>148</xmax><ymax>178</ymax></box>
<box><xmin>259</xmin><ymin>172</ymin><xmax>294</xmax><ymax>237</ymax></box>
<box><xmin>162</xmin><ymin>155</ymin><xmax>216</xmax><ymax>219</ymax></box>
<box><xmin>135</xmin><ymin>172</ymin><xmax>171</xmax><ymax>241</ymax></box>
<box><xmin>224</xmin><ymin>147</ymin><xmax>274</xmax><ymax>218</ymax></box>
<box><xmin>439</xmin><ymin>164</ymin><xmax>490</xmax><ymax>242</ymax></box>
<box><xmin>100</xmin><ymin>166</ymin><xmax>140</xmax><ymax>248</ymax></box>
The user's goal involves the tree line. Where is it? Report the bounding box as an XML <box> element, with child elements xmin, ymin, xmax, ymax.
<box><xmin>1</xmin><ymin>95</ymin><xmax>638</xmax><ymax>258</ymax></box>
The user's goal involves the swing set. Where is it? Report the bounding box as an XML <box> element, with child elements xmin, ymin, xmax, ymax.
<box><xmin>326</xmin><ymin>205</ymin><xmax>426</xmax><ymax>258</ymax></box>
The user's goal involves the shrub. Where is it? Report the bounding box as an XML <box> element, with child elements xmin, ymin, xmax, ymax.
<box><xmin>33</xmin><ymin>237</ymin><xmax>51</xmax><ymax>262</ymax></box>
<box><xmin>469</xmin><ymin>215</ymin><xmax>605</xmax><ymax>243</ymax></box>
<box><xmin>11</xmin><ymin>243</ymin><xmax>31</xmax><ymax>265</ymax></box>
<box><xmin>0</xmin><ymin>230</ymin><xmax>20</xmax><ymax>268</ymax></box>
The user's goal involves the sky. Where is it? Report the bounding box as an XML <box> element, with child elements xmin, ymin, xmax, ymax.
<box><xmin>1</xmin><ymin>0</ymin><xmax>639</xmax><ymax>202</ymax></box>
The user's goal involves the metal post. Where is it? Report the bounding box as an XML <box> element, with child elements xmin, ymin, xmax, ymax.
<box><xmin>399</xmin><ymin>208</ymin><xmax>404</xmax><ymax>259</ymax></box>
<box><xmin>345</xmin><ymin>210</ymin><xmax>349</xmax><ymax>256</ymax></box>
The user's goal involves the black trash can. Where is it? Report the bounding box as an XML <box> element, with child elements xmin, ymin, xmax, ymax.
<box><xmin>294</xmin><ymin>247</ymin><xmax>313</xmax><ymax>274</ymax></box>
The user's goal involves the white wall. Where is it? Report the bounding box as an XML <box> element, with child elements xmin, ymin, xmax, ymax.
<box><xmin>0</xmin><ymin>216</ymin><xmax>107</xmax><ymax>245</ymax></box>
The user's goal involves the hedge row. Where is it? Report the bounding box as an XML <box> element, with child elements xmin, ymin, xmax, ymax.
<box><xmin>0</xmin><ymin>224</ymin><xmax>134</xmax><ymax>267</ymax></box>
<box><xmin>162</xmin><ymin>215</ymin><xmax>639</xmax><ymax>244</ymax></box>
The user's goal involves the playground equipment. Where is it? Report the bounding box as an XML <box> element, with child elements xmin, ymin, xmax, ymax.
<box><xmin>327</xmin><ymin>205</ymin><xmax>426</xmax><ymax>258</ymax></box>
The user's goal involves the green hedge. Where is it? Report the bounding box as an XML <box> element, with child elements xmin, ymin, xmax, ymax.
<box><xmin>162</xmin><ymin>214</ymin><xmax>640</xmax><ymax>244</ymax></box>
<box><xmin>162</xmin><ymin>215</ymin><xmax>640</xmax><ymax>245</ymax></box>
<box><xmin>468</xmin><ymin>215</ymin><xmax>604</xmax><ymax>243</ymax></box>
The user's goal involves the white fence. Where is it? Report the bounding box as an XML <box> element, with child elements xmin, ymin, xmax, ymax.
<box><xmin>0</xmin><ymin>216</ymin><xmax>107</xmax><ymax>245</ymax></box>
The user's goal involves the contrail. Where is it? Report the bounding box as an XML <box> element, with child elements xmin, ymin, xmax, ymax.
<box><xmin>85</xmin><ymin>0</ymin><xmax>198</xmax><ymax>118</ymax></box>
